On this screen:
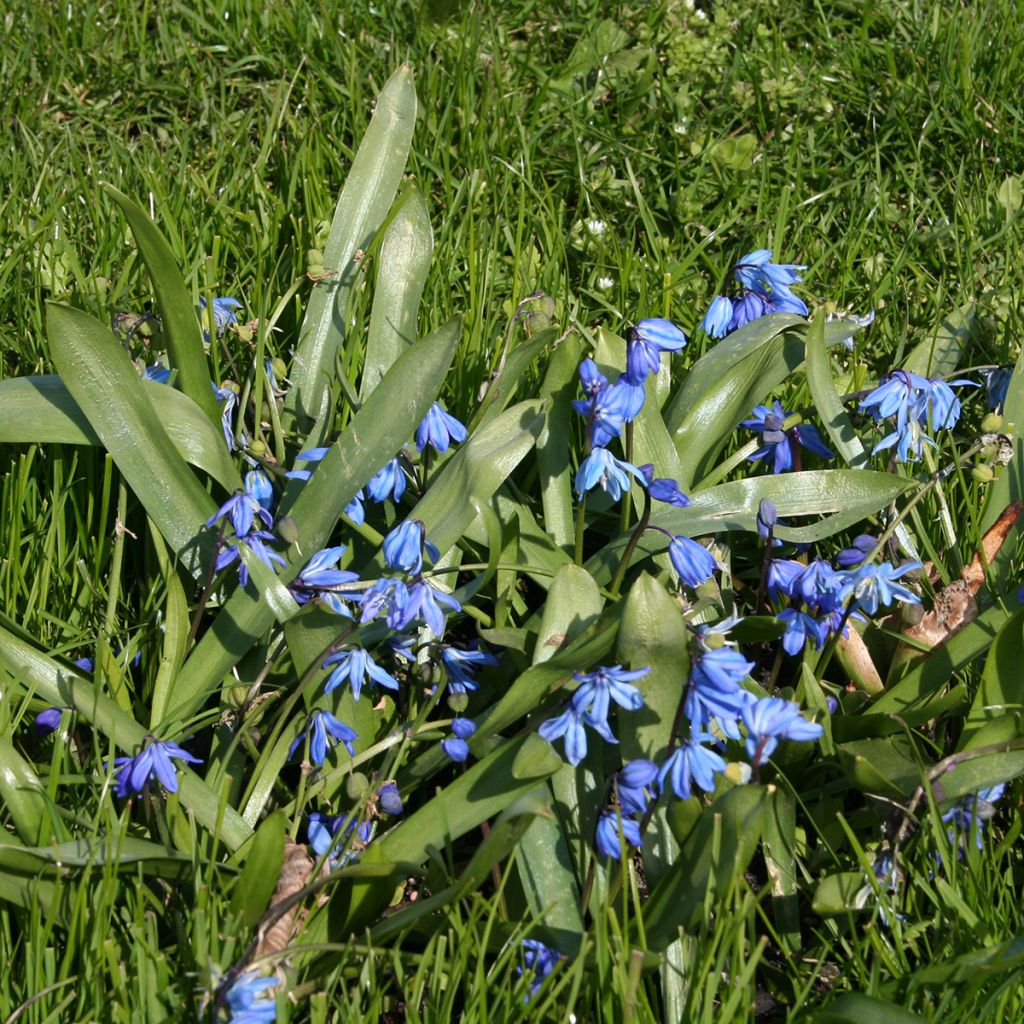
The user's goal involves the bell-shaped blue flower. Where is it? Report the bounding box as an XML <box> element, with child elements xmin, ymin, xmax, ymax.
<box><xmin>575</xmin><ymin>448</ymin><xmax>644</xmax><ymax>500</ymax></box>
<box><xmin>416</xmin><ymin>402</ymin><xmax>467</xmax><ymax>453</ymax></box>
<box><xmin>741</xmin><ymin>696</ymin><xmax>823</xmax><ymax>764</ymax></box>
<box><xmin>657</xmin><ymin>735</ymin><xmax>727</xmax><ymax>800</ymax></box>
<box><xmin>112</xmin><ymin>738</ymin><xmax>202</xmax><ymax>797</ymax></box>
<box><xmin>366</xmin><ymin>457</ymin><xmax>407</xmax><ymax>504</ymax></box>
<box><xmin>289</xmin><ymin>711</ymin><xmax>357</xmax><ymax>766</ymax></box>
<box><xmin>383</xmin><ymin>520</ymin><xmax>439</xmax><ymax>575</ymax></box>
<box><xmin>322</xmin><ymin>647</ymin><xmax>399</xmax><ymax>700</ymax></box>
<box><xmin>701</xmin><ymin>295</ymin><xmax>735</xmax><ymax>338</ymax></box>
<box><xmin>595</xmin><ymin>808</ymin><xmax>643</xmax><ymax>860</ymax></box>
<box><xmin>668</xmin><ymin>535</ymin><xmax>718</xmax><ymax>587</ymax></box>
<box><xmin>626</xmin><ymin>318</ymin><xmax>687</xmax><ymax>382</ymax></box>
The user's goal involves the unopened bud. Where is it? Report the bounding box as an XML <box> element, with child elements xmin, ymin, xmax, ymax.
<box><xmin>277</xmin><ymin>516</ymin><xmax>300</xmax><ymax>544</ymax></box>
<box><xmin>447</xmin><ymin>691</ymin><xmax>470</xmax><ymax>714</ymax></box>
<box><xmin>972</xmin><ymin>463</ymin><xmax>995</xmax><ymax>484</ymax></box>
<box><xmin>345</xmin><ymin>772</ymin><xmax>370</xmax><ymax>801</ymax></box>
<box><xmin>981</xmin><ymin>412</ymin><xmax>1004</xmax><ymax>434</ymax></box>
<box><xmin>248</xmin><ymin>439</ymin><xmax>267</xmax><ymax>457</ymax></box>
<box><xmin>271</xmin><ymin>357</ymin><xmax>288</xmax><ymax>380</ymax></box>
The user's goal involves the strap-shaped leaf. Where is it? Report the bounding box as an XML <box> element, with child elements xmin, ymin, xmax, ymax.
<box><xmin>0</xmin><ymin>374</ymin><xmax>241</xmax><ymax>493</ymax></box>
<box><xmin>361</xmin><ymin>185</ymin><xmax>433</xmax><ymax>399</ymax></box>
<box><xmin>165</xmin><ymin>317</ymin><xmax>460</xmax><ymax>727</ymax></box>
<box><xmin>103</xmin><ymin>185</ymin><xmax>220</xmax><ymax>427</ymax></box>
<box><xmin>47</xmin><ymin>303</ymin><xmax>219</xmax><ymax>580</ymax></box>
<box><xmin>287</xmin><ymin>65</ymin><xmax>418</xmax><ymax>427</ymax></box>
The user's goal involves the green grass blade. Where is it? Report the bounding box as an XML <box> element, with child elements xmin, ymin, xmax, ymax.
<box><xmin>102</xmin><ymin>185</ymin><xmax>221</xmax><ymax>428</ymax></box>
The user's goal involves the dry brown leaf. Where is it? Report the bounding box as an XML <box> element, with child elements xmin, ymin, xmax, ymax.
<box><xmin>255</xmin><ymin>838</ymin><xmax>314</xmax><ymax>959</ymax></box>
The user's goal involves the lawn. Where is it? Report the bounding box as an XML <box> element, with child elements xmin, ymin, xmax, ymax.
<box><xmin>1</xmin><ymin>1</ymin><xmax>1023</xmax><ymax>1021</ymax></box>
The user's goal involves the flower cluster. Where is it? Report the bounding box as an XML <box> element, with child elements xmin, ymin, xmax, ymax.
<box><xmin>701</xmin><ymin>250</ymin><xmax>808</xmax><ymax>338</ymax></box>
<box><xmin>741</xmin><ymin>400</ymin><xmax>834</xmax><ymax>473</ymax></box>
<box><xmin>860</xmin><ymin>370</ymin><xmax>975</xmax><ymax>463</ymax></box>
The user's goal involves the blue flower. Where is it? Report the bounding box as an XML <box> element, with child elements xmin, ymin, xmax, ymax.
<box><xmin>595</xmin><ymin>808</ymin><xmax>643</xmax><ymax>860</ymax></box>
<box><xmin>777</xmin><ymin>608</ymin><xmax>828</xmax><ymax>655</ymax></box>
<box><xmin>344</xmin><ymin>489</ymin><xmax>365</xmax><ymax>526</ymax></box>
<box><xmin>668</xmin><ymin>535</ymin><xmax>718</xmax><ymax>587</ymax></box>
<box><xmin>387</xmin><ymin>579</ymin><xmax>461</xmax><ymax>637</ymax></box>
<box><xmin>616</xmin><ymin>759</ymin><xmax>659</xmax><ymax>816</ymax></box>
<box><xmin>701</xmin><ymin>295</ymin><xmax>734</xmax><ymax>338</ymax></box>
<box><xmin>112</xmin><ymin>738</ymin><xmax>202</xmax><ymax>797</ymax></box>
<box><xmin>942</xmin><ymin>784</ymin><xmax>1005</xmax><ymax>849</ymax></box>
<box><xmin>575</xmin><ymin>357</ymin><xmax>607</xmax><ymax>400</ymax></box>
<box><xmin>383</xmin><ymin>520</ymin><xmax>438</xmax><ymax>575</ymax></box>
<box><xmin>741</xmin><ymin>697</ymin><xmax>823</xmax><ymax>764</ymax></box>
<box><xmin>835</xmin><ymin>561</ymin><xmax>922</xmax><ymax>616</ymax></box>
<box><xmin>836</xmin><ymin>534</ymin><xmax>877</xmax><ymax>568</ymax></box>
<box><xmin>626</xmin><ymin>318</ymin><xmax>687</xmax><ymax>382</ymax></box>
<box><xmin>199</xmin><ymin>296</ymin><xmax>242</xmax><ymax>337</ymax></box>
<box><xmin>538</xmin><ymin>705</ymin><xmax>616</xmax><ymax>766</ymax></box>
<box><xmin>289</xmin><ymin>711</ymin><xmax>357</xmax><ymax>766</ymax></box>
<box><xmin>307</xmin><ymin>811</ymin><xmax>372</xmax><ymax>868</ymax></box>
<box><xmin>766</xmin><ymin>559</ymin><xmax>806</xmax><ymax>601</ymax></box>
<box><xmin>378</xmin><ymin>782</ymin><xmax>404</xmax><ymax>816</ymax></box>
<box><xmin>638</xmin><ymin>464</ymin><xmax>691</xmax><ymax>507</ymax></box>
<box><xmin>742</xmin><ymin>401</ymin><xmax>834</xmax><ymax>473</ymax></box>
<box><xmin>983</xmin><ymin>367</ymin><xmax>1012</xmax><ymax>412</ymax></box>
<box><xmin>366</xmin><ymin>457</ymin><xmax>407</xmax><ymax>503</ymax></box>
<box><xmin>796</xmin><ymin>559</ymin><xmax>843</xmax><ymax>609</ymax></box>
<box><xmin>244</xmin><ymin>470</ymin><xmax>274</xmax><ymax>512</ymax></box>
<box><xmin>206</xmin><ymin>478</ymin><xmax>274</xmax><ymax>538</ymax></box>
<box><xmin>440</xmin><ymin>643</ymin><xmax>499</xmax><ymax>693</ymax></box>
<box><xmin>416</xmin><ymin>402</ymin><xmax>467</xmax><ymax>453</ymax></box>
<box><xmin>224</xmin><ymin>970</ymin><xmax>277</xmax><ymax>1023</ymax></box>
<box><xmin>570</xmin><ymin>664</ymin><xmax>648</xmax><ymax>725</ymax></box>
<box><xmin>757</xmin><ymin>498</ymin><xmax>778</xmax><ymax>539</ymax></box>
<box><xmin>517</xmin><ymin>940</ymin><xmax>562</xmax><ymax>1001</ymax></box>
<box><xmin>34</xmin><ymin>707</ymin><xmax>65</xmax><ymax>735</ymax></box>
<box><xmin>734</xmin><ymin>250</ymin><xmax>806</xmax><ymax>297</ymax></box>
<box><xmin>686</xmin><ymin>648</ymin><xmax>754</xmax><ymax>725</ymax></box>
<box><xmin>322</xmin><ymin>647</ymin><xmax>399</xmax><ymax>700</ymax></box>
<box><xmin>290</xmin><ymin>546</ymin><xmax>360</xmax><ymax>614</ymax></box>
<box><xmin>575</xmin><ymin>448</ymin><xmax>645</xmax><ymax>500</ymax></box>
<box><xmin>214</xmin><ymin>385</ymin><xmax>238</xmax><ymax>452</ymax></box>
<box><xmin>142</xmin><ymin>363</ymin><xmax>172</xmax><ymax>384</ymax></box>
<box><xmin>657</xmin><ymin>735</ymin><xmax>727</xmax><ymax>800</ymax></box>
<box><xmin>359</xmin><ymin>578</ymin><xmax>409</xmax><ymax>624</ymax></box>
<box><xmin>214</xmin><ymin>530</ymin><xmax>286</xmax><ymax>587</ymax></box>
<box><xmin>574</xmin><ymin>371</ymin><xmax>640</xmax><ymax>448</ymax></box>
<box><xmin>442</xmin><ymin>717</ymin><xmax>477</xmax><ymax>762</ymax></box>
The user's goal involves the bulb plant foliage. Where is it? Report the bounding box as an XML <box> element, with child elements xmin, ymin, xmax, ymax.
<box><xmin>1</xmin><ymin>66</ymin><xmax>1022</xmax><ymax>1023</ymax></box>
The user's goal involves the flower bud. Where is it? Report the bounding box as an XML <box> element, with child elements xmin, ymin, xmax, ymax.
<box><xmin>345</xmin><ymin>771</ymin><xmax>371</xmax><ymax>801</ymax></box>
<box><xmin>972</xmin><ymin>464</ymin><xmax>995</xmax><ymax>484</ymax></box>
<box><xmin>447</xmin><ymin>691</ymin><xmax>470</xmax><ymax>714</ymax></box>
<box><xmin>277</xmin><ymin>515</ymin><xmax>300</xmax><ymax>544</ymax></box>
<box><xmin>248</xmin><ymin>439</ymin><xmax>267</xmax><ymax>457</ymax></box>
<box><xmin>981</xmin><ymin>412</ymin><xmax>1003</xmax><ymax>434</ymax></box>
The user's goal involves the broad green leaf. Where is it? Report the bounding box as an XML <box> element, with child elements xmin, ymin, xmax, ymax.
<box><xmin>361</xmin><ymin>186</ymin><xmax>433</xmax><ymax>399</ymax></box>
<box><xmin>837</xmin><ymin>738</ymin><xmax>920</xmax><ymax>799</ymax></box>
<box><xmin>643</xmin><ymin>784</ymin><xmax>769</xmax><ymax>950</ymax></box>
<box><xmin>666</xmin><ymin>316</ymin><xmax>865</xmax><ymax>487</ymax></box>
<box><xmin>813</xmin><ymin>993</ymin><xmax>927</xmax><ymax>1023</ymax></box>
<box><xmin>532</xmin><ymin>564</ymin><xmax>603</xmax><ymax>665</ymax></box>
<box><xmin>811</xmin><ymin>872</ymin><xmax>871</xmax><ymax>916</ymax></box>
<box><xmin>0</xmin><ymin>738</ymin><xmax>57</xmax><ymax>845</ymax></box>
<box><xmin>288</xmin><ymin>65</ymin><xmax>418</xmax><ymax>427</ymax></box>
<box><xmin>902</xmin><ymin>304</ymin><xmax>973</xmax><ymax>378</ymax></box>
<box><xmin>47</xmin><ymin>303</ymin><xmax>219</xmax><ymax>580</ymax></box>
<box><xmin>616</xmin><ymin>573</ymin><xmax>686</xmax><ymax>887</ymax></box>
<box><xmin>868</xmin><ymin>601</ymin><xmax>1012</xmax><ymax>718</ymax></box>
<box><xmin>410</xmin><ymin>399</ymin><xmax>547</xmax><ymax>556</ymax></box>
<box><xmin>536</xmin><ymin>331</ymin><xmax>582</xmax><ymax>554</ymax></box>
<box><xmin>166</xmin><ymin>318</ymin><xmax>460</xmax><ymax>727</ymax></box>
<box><xmin>585</xmin><ymin>470</ymin><xmax>914</xmax><ymax>583</ymax></box>
<box><xmin>0</xmin><ymin>835</ymin><xmax>193</xmax><ymax>877</ymax></box>
<box><xmin>149</xmin><ymin>526</ymin><xmax>193</xmax><ymax>728</ymax></box>
<box><xmin>0</xmin><ymin>624</ymin><xmax>253</xmax><ymax>850</ymax></box>
<box><xmin>0</xmin><ymin>375</ymin><xmax>241</xmax><ymax>493</ymax></box>
<box><xmin>762</xmin><ymin>788</ymin><xmax>800</xmax><ymax>950</ymax></box>
<box><xmin>959</xmin><ymin>605</ymin><xmax>1024</xmax><ymax>748</ymax></box>
<box><xmin>103</xmin><ymin>185</ymin><xmax>221</xmax><ymax>427</ymax></box>
<box><xmin>908</xmin><ymin>935</ymin><xmax>1024</xmax><ymax>986</ymax></box>
<box><xmin>474</xmin><ymin>328</ymin><xmax>559</xmax><ymax>430</ymax></box>
<box><xmin>229</xmin><ymin>810</ymin><xmax>286</xmax><ymax>927</ymax></box>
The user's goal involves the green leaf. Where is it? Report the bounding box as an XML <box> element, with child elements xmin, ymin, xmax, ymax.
<box><xmin>532</xmin><ymin>563</ymin><xmax>603</xmax><ymax>666</ymax></box>
<box><xmin>616</xmin><ymin>573</ymin><xmax>686</xmax><ymax>886</ymax></box>
<box><xmin>229</xmin><ymin>811</ymin><xmax>286</xmax><ymax>927</ymax></box>
<box><xmin>811</xmin><ymin>872</ymin><xmax>872</xmax><ymax>916</ymax></box>
<box><xmin>166</xmin><ymin>317</ymin><xmax>460</xmax><ymax>727</ymax></box>
<box><xmin>837</xmin><ymin>738</ymin><xmax>920</xmax><ymax>799</ymax></box>
<box><xmin>536</xmin><ymin>331</ymin><xmax>583</xmax><ymax>554</ymax></box>
<box><xmin>959</xmin><ymin>605</ymin><xmax>1024</xmax><ymax>748</ymax></box>
<box><xmin>47</xmin><ymin>303</ymin><xmax>219</xmax><ymax>581</ymax></box>
<box><xmin>813</xmin><ymin>993</ymin><xmax>927</xmax><ymax>1023</ymax></box>
<box><xmin>287</xmin><ymin>65</ymin><xmax>418</xmax><ymax>427</ymax></box>
<box><xmin>585</xmin><ymin>470</ymin><xmax>914</xmax><ymax>584</ymax></box>
<box><xmin>0</xmin><ymin>375</ymin><xmax>241</xmax><ymax>491</ymax></box>
<box><xmin>665</xmin><ymin>316</ymin><xmax>865</xmax><ymax>488</ymax></box>
<box><xmin>103</xmin><ymin>185</ymin><xmax>220</xmax><ymax>427</ymax></box>
<box><xmin>762</xmin><ymin>789</ymin><xmax>800</xmax><ymax>949</ymax></box>
<box><xmin>361</xmin><ymin>186</ymin><xmax>433</xmax><ymax>399</ymax></box>
<box><xmin>0</xmin><ymin>835</ymin><xmax>194</xmax><ymax>877</ymax></box>
<box><xmin>643</xmin><ymin>784</ymin><xmax>769</xmax><ymax>950</ymax></box>
<box><xmin>0</xmin><ymin>738</ymin><xmax>57</xmax><ymax>845</ymax></box>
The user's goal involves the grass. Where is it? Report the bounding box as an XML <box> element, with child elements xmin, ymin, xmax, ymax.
<box><xmin>2</xmin><ymin>0</ymin><xmax>1024</xmax><ymax>1020</ymax></box>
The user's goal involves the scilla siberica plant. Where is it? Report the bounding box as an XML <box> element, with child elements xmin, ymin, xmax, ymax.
<box><xmin>4</xmin><ymin>67</ymin><xmax>1015</xmax><ymax>1020</ymax></box>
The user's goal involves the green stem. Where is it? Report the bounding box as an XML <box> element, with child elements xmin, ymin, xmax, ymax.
<box><xmin>609</xmin><ymin>489</ymin><xmax>652</xmax><ymax>597</ymax></box>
